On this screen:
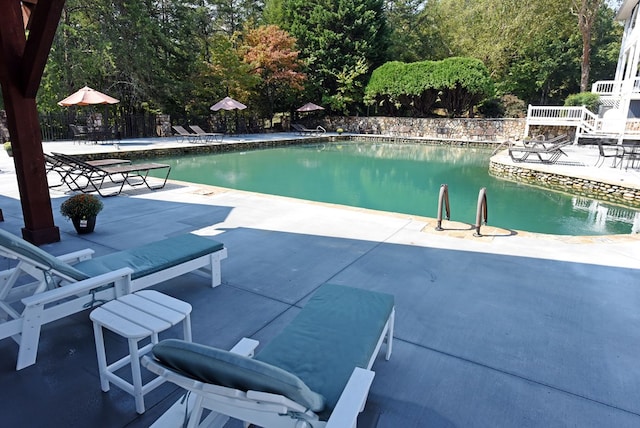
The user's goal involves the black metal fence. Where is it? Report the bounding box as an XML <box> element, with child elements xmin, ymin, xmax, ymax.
<box><xmin>4</xmin><ymin>110</ymin><xmax>291</xmax><ymax>143</ymax></box>
<box><xmin>39</xmin><ymin>111</ymin><xmax>158</xmax><ymax>141</ymax></box>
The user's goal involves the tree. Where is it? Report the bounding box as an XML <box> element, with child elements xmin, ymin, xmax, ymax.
<box><xmin>384</xmin><ymin>0</ymin><xmax>448</xmax><ymax>62</ymax></box>
<box><xmin>326</xmin><ymin>57</ymin><xmax>369</xmax><ymax>114</ymax></box>
<box><xmin>573</xmin><ymin>0</ymin><xmax>605</xmax><ymax>92</ymax></box>
<box><xmin>364</xmin><ymin>61</ymin><xmax>407</xmax><ymax>115</ymax></box>
<box><xmin>280</xmin><ymin>0</ymin><xmax>390</xmax><ymax>113</ymax></box>
<box><xmin>241</xmin><ymin>25</ymin><xmax>306</xmax><ymax>121</ymax></box>
<box><xmin>424</xmin><ymin>0</ymin><xmax>619</xmax><ymax>105</ymax></box>
<box><xmin>207</xmin><ymin>0</ymin><xmax>264</xmax><ymax>35</ymax></box>
<box><xmin>433</xmin><ymin>57</ymin><xmax>494</xmax><ymax>117</ymax></box>
<box><xmin>365</xmin><ymin>57</ymin><xmax>493</xmax><ymax>117</ymax></box>
<box><xmin>189</xmin><ymin>33</ymin><xmax>257</xmax><ymax>120</ymax></box>
<box><xmin>40</xmin><ymin>0</ymin><xmax>116</xmax><ymax>113</ymax></box>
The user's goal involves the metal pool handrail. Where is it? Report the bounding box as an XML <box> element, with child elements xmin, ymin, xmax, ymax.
<box><xmin>474</xmin><ymin>187</ymin><xmax>488</xmax><ymax>237</ymax></box>
<box><xmin>436</xmin><ymin>184</ymin><xmax>450</xmax><ymax>231</ymax></box>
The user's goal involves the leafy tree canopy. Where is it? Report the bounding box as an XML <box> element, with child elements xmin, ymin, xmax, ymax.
<box><xmin>365</xmin><ymin>57</ymin><xmax>494</xmax><ymax>117</ymax></box>
<box><xmin>278</xmin><ymin>0</ymin><xmax>390</xmax><ymax>113</ymax></box>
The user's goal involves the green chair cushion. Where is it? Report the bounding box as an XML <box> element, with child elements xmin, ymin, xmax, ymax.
<box><xmin>0</xmin><ymin>228</ymin><xmax>89</xmax><ymax>281</ymax></box>
<box><xmin>74</xmin><ymin>234</ymin><xmax>224</xmax><ymax>280</ymax></box>
<box><xmin>152</xmin><ymin>339</ymin><xmax>325</xmax><ymax>412</ymax></box>
<box><xmin>255</xmin><ymin>283</ymin><xmax>394</xmax><ymax>420</ymax></box>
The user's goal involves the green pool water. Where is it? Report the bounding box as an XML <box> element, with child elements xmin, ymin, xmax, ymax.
<box><xmin>148</xmin><ymin>141</ymin><xmax>640</xmax><ymax>235</ymax></box>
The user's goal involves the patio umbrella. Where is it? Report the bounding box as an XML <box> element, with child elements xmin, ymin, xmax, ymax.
<box><xmin>210</xmin><ymin>96</ymin><xmax>247</xmax><ymax>111</ymax></box>
<box><xmin>296</xmin><ymin>102</ymin><xmax>324</xmax><ymax>112</ymax></box>
<box><xmin>58</xmin><ymin>86</ymin><xmax>120</xmax><ymax>106</ymax></box>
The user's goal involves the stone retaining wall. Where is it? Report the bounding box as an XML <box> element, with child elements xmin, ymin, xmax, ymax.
<box><xmin>352</xmin><ymin>134</ymin><xmax>500</xmax><ymax>148</ymax></box>
<box><xmin>489</xmin><ymin>161</ymin><xmax>640</xmax><ymax>206</ymax></box>
<box><xmin>321</xmin><ymin>116</ymin><xmax>526</xmax><ymax>141</ymax></box>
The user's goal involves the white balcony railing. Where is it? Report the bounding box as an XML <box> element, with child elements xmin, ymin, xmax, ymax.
<box><xmin>527</xmin><ymin>106</ymin><xmax>585</xmax><ymax>121</ymax></box>
<box><xmin>525</xmin><ymin>105</ymin><xmax>606</xmax><ymax>137</ymax></box>
<box><xmin>592</xmin><ymin>80</ymin><xmax>621</xmax><ymax>95</ymax></box>
<box><xmin>592</xmin><ymin>78</ymin><xmax>640</xmax><ymax>96</ymax></box>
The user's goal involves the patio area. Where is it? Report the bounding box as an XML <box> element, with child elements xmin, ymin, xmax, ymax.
<box><xmin>0</xmin><ymin>134</ymin><xmax>639</xmax><ymax>427</ymax></box>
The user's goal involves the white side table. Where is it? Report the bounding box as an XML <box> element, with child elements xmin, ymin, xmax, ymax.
<box><xmin>89</xmin><ymin>290</ymin><xmax>192</xmax><ymax>414</ymax></box>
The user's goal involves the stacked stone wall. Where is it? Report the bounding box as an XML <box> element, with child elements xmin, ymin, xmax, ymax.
<box><xmin>321</xmin><ymin>116</ymin><xmax>526</xmax><ymax>141</ymax></box>
<box><xmin>489</xmin><ymin>161</ymin><xmax>640</xmax><ymax>206</ymax></box>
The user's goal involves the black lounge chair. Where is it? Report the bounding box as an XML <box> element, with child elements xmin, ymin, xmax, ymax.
<box><xmin>47</xmin><ymin>152</ymin><xmax>171</xmax><ymax>197</ymax></box>
<box><xmin>522</xmin><ymin>134</ymin><xmax>567</xmax><ymax>148</ymax></box>
<box><xmin>172</xmin><ymin>125</ymin><xmax>202</xmax><ymax>143</ymax></box>
<box><xmin>45</xmin><ymin>153</ymin><xmax>128</xmax><ymax>191</ymax></box>
<box><xmin>508</xmin><ymin>139</ymin><xmax>572</xmax><ymax>164</ymax></box>
<box><xmin>292</xmin><ymin>123</ymin><xmax>326</xmax><ymax>135</ymax></box>
<box><xmin>189</xmin><ymin>125</ymin><xmax>224</xmax><ymax>143</ymax></box>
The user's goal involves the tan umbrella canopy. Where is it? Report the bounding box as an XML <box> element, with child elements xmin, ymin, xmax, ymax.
<box><xmin>210</xmin><ymin>96</ymin><xmax>247</xmax><ymax>111</ymax></box>
<box><xmin>296</xmin><ymin>102</ymin><xmax>324</xmax><ymax>112</ymax></box>
<box><xmin>58</xmin><ymin>86</ymin><xmax>119</xmax><ymax>106</ymax></box>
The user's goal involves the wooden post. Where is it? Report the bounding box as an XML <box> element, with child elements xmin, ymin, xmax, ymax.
<box><xmin>0</xmin><ymin>0</ymin><xmax>65</xmax><ymax>244</ymax></box>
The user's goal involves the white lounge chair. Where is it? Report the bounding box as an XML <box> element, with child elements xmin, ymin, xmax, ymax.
<box><xmin>0</xmin><ymin>228</ymin><xmax>227</xmax><ymax>370</ymax></box>
<box><xmin>142</xmin><ymin>283</ymin><xmax>394</xmax><ymax>428</ymax></box>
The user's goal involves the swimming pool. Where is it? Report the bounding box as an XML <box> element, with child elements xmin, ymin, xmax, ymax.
<box><xmin>149</xmin><ymin>141</ymin><xmax>640</xmax><ymax>235</ymax></box>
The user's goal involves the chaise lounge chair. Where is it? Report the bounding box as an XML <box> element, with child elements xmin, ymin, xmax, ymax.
<box><xmin>142</xmin><ymin>283</ymin><xmax>394</xmax><ymax>428</ymax></box>
<box><xmin>292</xmin><ymin>123</ymin><xmax>327</xmax><ymax>135</ymax></box>
<box><xmin>0</xmin><ymin>228</ymin><xmax>227</xmax><ymax>370</ymax></box>
<box><xmin>521</xmin><ymin>134</ymin><xmax>568</xmax><ymax>148</ymax></box>
<box><xmin>47</xmin><ymin>152</ymin><xmax>171</xmax><ymax>197</ymax></box>
<box><xmin>172</xmin><ymin>125</ymin><xmax>202</xmax><ymax>143</ymax></box>
<box><xmin>189</xmin><ymin>125</ymin><xmax>224</xmax><ymax>143</ymax></box>
<box><xmin>508</xmin><ymin>138</ymin><xmax>571</xmax><ymax>164</ymax></box>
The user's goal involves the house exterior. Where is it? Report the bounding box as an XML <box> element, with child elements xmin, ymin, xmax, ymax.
<box><xmin>525</xmin><ymin>0</ymin><xmax>640</xmax><ymax>143</ymax></box>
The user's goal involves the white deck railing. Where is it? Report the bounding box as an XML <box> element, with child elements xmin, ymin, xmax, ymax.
<box><xmin>592</xmin><ymin>78</ymin><xmax>640</xmax><ymax>96</ymax></box>
<box><xmin>525</xmin><ymin>105</ymin><xmax>604</xmax><ymax>139</ymax></box>
<box><xmin>526</xmin><ymin>105</ymin><xmax>587</xmax><ymax>123</ymax></box>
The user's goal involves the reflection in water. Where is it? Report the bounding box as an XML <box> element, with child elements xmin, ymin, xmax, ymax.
<box><xmin>572</xmin><ymin>197</ymin><xmax>640</xmax><ymax>234</ymax></box>
<box><xmin>149</xmin><ymin>142</ymin><xmax>640</xmax><ymax>235</ymax></box>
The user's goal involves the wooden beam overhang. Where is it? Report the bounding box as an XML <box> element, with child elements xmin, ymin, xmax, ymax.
<box><xmin>0</xmin><ymin>0</ymin><xmax>65</xmax><ymax>244</ymax></box>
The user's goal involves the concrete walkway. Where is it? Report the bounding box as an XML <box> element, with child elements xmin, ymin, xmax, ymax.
<box><xmin>0</xmin><ymin>135</ymin><xmax>639</xmax><ymax>427</ymax></box>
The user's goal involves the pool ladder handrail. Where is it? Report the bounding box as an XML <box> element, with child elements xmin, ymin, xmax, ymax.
<box><xmin>435</xmin><ymin>184</ymin><xmax>450</xmax><ymax>231</ymax></box>
<box><xmin>474</xmin><ymin>187</ymin><xmax>488</xmax><ymax>237</ymax></box>
<box><xmin>435</xmin><ymin>185</ymin><xmax>488</xmax><ymax>236</ymax></box>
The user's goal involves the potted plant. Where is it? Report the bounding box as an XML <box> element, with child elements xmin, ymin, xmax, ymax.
<box><xmin>60</xmin><ymin>194</ymin><xmax>103</xmax><ymax>234</ymax></box>
<box><xmin>4</xmin><ymin>142</ymin><xmax>12</xmax><ymax>157</ymax></box>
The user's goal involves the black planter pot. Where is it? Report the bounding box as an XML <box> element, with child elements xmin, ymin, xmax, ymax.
<box><xmin>72</xmin><ymin>216</ymin><xmax>97</xmax><ymax>234</ymax></box>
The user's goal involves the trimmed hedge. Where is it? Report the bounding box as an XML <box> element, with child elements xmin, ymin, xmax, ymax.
<box><xmin>365</xmin><ymin>57</ymin><xmax>494</xmax><ymax>117</ymax></box>
<box><xmin>564</xmin><ymin>92</ymin><xmax>600</xmax><ymax>113</ymax></box>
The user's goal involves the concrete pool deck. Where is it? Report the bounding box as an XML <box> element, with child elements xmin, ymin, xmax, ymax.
<box><xmin>0</xmin><ymin>134</ymin><xmax>639</xmax><ymax>427</ymax></box>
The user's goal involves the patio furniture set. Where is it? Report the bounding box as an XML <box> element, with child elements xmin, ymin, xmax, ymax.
<box><xmin>45</xmin><ymin>152</ymin><xmax>171</xmax><ymax>197</ymax></box>
<box><xmin>70</xmin><ymin>124</ymin><xmax>119</xmax><ymax>144</ymax></box>
<box><xmin>0</xmin><ymin>222</ymin><xmax>392</xmax><ymax>426</ymax></box>
<box><xmin>506</xmin><ymin>134</ymin><xmax>640</xmax><ymax>169</ymax></box>
<box><xmin>596</xmin><ymin>141</ymin><xmax>640</xmax><ymax>169</ymax></box>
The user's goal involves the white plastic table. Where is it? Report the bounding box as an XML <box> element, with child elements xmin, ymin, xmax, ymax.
<box><xmin>89</xmin><ymin>290</ymin><xmax>192</xmax><ymax>413</ymax></box>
